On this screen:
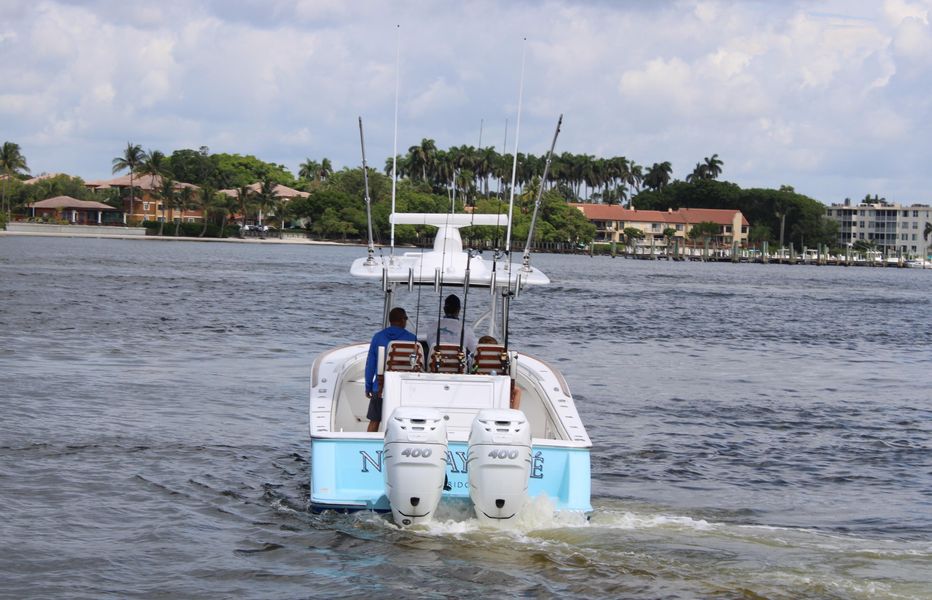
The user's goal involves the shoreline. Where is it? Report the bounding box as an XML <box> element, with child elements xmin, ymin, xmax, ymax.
<box><xmin>0</xmin><ymin>229</ymin><xmax>361</xmax><ymax>247</ymax></box>
<box><xmin>2</xmin><ymin>229</ymin><xmax>927</xmax><ymax>268</ymax></box>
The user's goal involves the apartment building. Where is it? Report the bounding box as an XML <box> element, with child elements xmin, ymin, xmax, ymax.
<box><xmin>570</xmin><ymin>204</ymin><xmax>749</xmax><ymax>248</ymax></box>
<box><xmin>825</xmin><ymin>201</ymin><xmax>931</xmax><ymax>258</ymax></box>
<box><xmin>85</xmin><ymin>174</ymin><xmax>202</xmax><ymax>225</ymax></box>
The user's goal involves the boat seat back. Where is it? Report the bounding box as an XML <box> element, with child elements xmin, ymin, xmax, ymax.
<box><xmin>471</xmin><ymin>344</ymin><xmax>509</xmax><ymax>375</ymax></box>
<box><xmin>429</xmin><ymin>343</ymin><xmax>466</xmax><ymax>374</ymax></box>
<box><xmin>385</xmin><ymin>340</ymin><xmax>424</xmax><ymax>372</ymax></box>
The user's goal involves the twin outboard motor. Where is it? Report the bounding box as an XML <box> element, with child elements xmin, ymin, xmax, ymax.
<box><xmin>467</xmin><ymin>408</ymin><xmax>532</xmax><ymax>523</ymax></box>
<box><xmin>383</xmin><ymin>407</ymin><xmax>448</xmax><ymax>527</ymax></box>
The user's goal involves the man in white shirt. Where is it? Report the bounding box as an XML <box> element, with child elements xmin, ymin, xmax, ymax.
<box><xmin>426</xmin><ymin>294</ymin><xmax>478</xmax><ymax>357</ymax></box>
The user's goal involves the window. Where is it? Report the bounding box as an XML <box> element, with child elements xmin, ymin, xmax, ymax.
<box><xmin>859</xmin><ymin>221</ymin><xmax>865</xmax><ymax>228</ymax></box>
<box><xmin>142</xmin><ymin>202</ymin><xmax>150</xmax><ymax>211</ymax></box>
<box><xmin>724</xmin><ymin>225</ymin><xmax>731</xmax><ymax>233</ymax></box>
<box><xmin>912</xmin><ymin>234</ymin><xmax>917</xmax><ymax>241</ymax></box>
<box><xmin>157</xmin><ymin>203</ymin><xmax>164</xmax><ymax>211</ymax></box>
<box><xmin>913</xmin><ymin>210</ymin><xmax>919</xmax><ymax>217</ymax></box>
<box><xmin>913</xmin><ymin>222</ymin><xmax>918</xmax><ymax>229</ymax></box>
<box><xmin>676</xmin><ymin>224</ymin><xmax>684</xmax><ymax>230</ymax></box>
<box><xmin>903</xmin><ymin>211</ymin><xmax>909</xmax><ymax>217</ymax></box>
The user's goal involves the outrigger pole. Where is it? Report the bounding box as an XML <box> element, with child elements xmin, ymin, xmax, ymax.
<box><xmin>522</xmin><ymin>114</ymin><xmax>563</xmax><ymax>271</ymax></box>
<box><xmin>358</xmin><ymin>117</ymin><xmax>376</xmax><ymax>265</ymax></box>
<box><xmin>504</xmin><ymin>38</ymin><xmax>527</xmax><ymax>266</ymax></box>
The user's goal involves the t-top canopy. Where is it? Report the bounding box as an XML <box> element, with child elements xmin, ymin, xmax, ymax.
<box><xmin>350</xmin><ymin>213</ymin><xmax>550</xmax><ymax>287</ymax></box>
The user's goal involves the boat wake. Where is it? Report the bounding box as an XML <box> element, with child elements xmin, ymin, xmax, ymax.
<box><xmin>315</xmin><ymin>496</ymin><xmax>931</xmax><ymax>599</ymax></box>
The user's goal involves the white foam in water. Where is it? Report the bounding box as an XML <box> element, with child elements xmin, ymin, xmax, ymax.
<box><xmin>365</xmin><ymin>495</ymin><xmax>591</xmax><ymax>537</ymax></box>
<box><xmin>591</xmin><ymin>509</ymin><xmax>715</xmax><ymax>532</ymax></box>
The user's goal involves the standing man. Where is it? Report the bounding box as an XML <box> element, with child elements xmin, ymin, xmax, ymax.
<box><xmin>365</xmin><ymin>307</ymin><xmax>417</xmax><ymax>432</ymax></box>
<box><xmin>426</xmin><ymin>294</ymin><xmax>478</xmax><ymax>356</ymax></box>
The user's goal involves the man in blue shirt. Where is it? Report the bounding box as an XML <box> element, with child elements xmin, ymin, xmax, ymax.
<box><xmin>365</xmin><ymin>306</ymin><xmax>417</xmax><ymax>432</ymax></box>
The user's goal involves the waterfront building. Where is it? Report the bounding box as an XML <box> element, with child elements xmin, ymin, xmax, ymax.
<box><xmin>825</xmin><ymin>200</ymin><xmax>931</xmax><ymax>258</ymax></box>
<box><xmin>26</xmin><ymin>196</ymin><xmax>122</xmax><ymax>225</ymax></box>
<box><xmin>570</xmin><ymin>204</ymin><xmax>749</xmax><ymax>249</ymax></box>
<box><xmin>219</xmin><ymin>182</ymin><xmax>310</xmax><ymax>226</ymax></box>
<box><xmin>85</xmin><ymin>174</ymin><xmax>202</xmax><ymax>225</ymax></box>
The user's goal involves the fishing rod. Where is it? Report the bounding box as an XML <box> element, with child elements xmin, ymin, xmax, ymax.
<box><xmin>522</xmin><ymin>114</ymin><xmax>563</xmax><ymax>271</ymax></box>
<box><xmin>458</xmin><ymin>249</ymin><xmax>472</xmax><ymax>354</ymax></box>
<box><xmin>504</xmin><ymin>38</ymin><xmax>526</xmax><ymax>267</ymax></box>
<box><xmin>389</xmin><ymin>24</ymin><xmax>400</xmax><ymax>262</ymax></box>
<box><xmin>378</xmin><ymin>247</ymin><xmax>392</xmax><ymax>327</ymax></box>
<box><xmin>432</xmin><ymin>206</ymin><xmax>453</xmax><ymax>365</ymax></box>
<box><xmin>358</xmin><ymin>117</ymin><xmax>376</xmax><ymax>265</ymax></box>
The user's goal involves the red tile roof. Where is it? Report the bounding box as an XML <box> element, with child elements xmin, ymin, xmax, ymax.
<box><xmin>219</xmin><ymin>182</ymin><xmax>310</xmax><ymax>198</ymax></box>
<box><xmin>27</xmin><ymin>196</ymin><xmax>118</xmax><ymax>210</ymax></box>
<box><xmin>570</xmin><ymin>203</ymin><xmax>746</xmax><ymax>225</ymax></box>
<box><xmin>85</xmin><ymin>174</ymin><xmax>199</xmax><ymax>191</ymax></box>
<box><xmin>677</xmin><ymin>208</ymin><xmax>749</xmax><ymax>226</ymax></box>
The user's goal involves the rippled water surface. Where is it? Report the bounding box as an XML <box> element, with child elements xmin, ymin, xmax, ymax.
<box><xmin>1</xmin><ymin>236</ymin><xmax>930</xmax><ymax>599</ymax></box>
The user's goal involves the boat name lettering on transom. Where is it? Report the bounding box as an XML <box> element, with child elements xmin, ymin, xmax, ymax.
<box><xmin>445</xmin><ymin>450</ymin><xmax>468</xmax><ymax>473</ymax></box>
<box><xmin>530</xmin><ymin>451</ymin><xmax>544</xmax><ymax>479</ymax></box>
<box><xmin>360</xmin><ymin>449</ymin><xmax>544</xmax><ymax>478</ymax></box>
<box><xmin>360</xmin><ymin>450</ymin><xmax>383</xmax><ymax>473</ymax></box>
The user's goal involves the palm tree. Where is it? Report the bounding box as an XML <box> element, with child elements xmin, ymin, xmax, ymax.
<box><xmin>137</xmin><ymin>149</ymin><xmax>168</xmax><ymax>183</ymax></box>
<box><xmin>384</xmin><ymin>154</ymin><xmax>410</xmax><ymax>179</ymax></box>
<box><xmin>196</xmin><ymin>185</ymin><xmax>217</xmax><ymax>237</ymax></box>
<box><xmin>662</xmin><ymin>227</ymin><xmax>677</xmax><ymax>253</ymax></box>
<box><xmin>155</xmin><ymin>177</ymin><xmax>176</xmax><ymax>236</ymax></box>
<box><xmin>255</xmin><ymin>178</ymin><xmax>277</xmax><ymax>229</ymax></box>
<box><xmin>236</xmin><ymin>185</ymin><xmax>254</xmax><ymax>236</ymax></box>
<box><xmin>299</xmin><ymin>158</ymin><xmax>320</xmax><ymax>182</ymax></box>
<box><xmin>703</xmin><ymin>154</ymin><xmax>723</xmax><ymax>179</ymax></box>
<box><xmin>924</xmin><ymin>221</ymin><xmax>931</xmax><ymax>242</ymax></box>
<box><xmin>112</xmin><ymin>143</ymin><xmax>145</xmax><ymax>225</ymax></box>
<box><xmin>1</xmin><ymin>141</ymin><xmax>30</xmax><ymax>219</ymax></box>
<box><xmin>686</xmin><ymin>162</ymin><xmax>707</xmax><ymax>182</ymax></box>
<box><xmin>622</xmin><ymin>227</ymin><xmax>644</xmax><ymax>256</ymax></box>
<box><xmin>174</xmin><ymin>186</ymin><xmax>194</xmax><ymax>236</ymax></box>
<box><xmin>217</xmin><ymin>192</ymin><xmax>238</xmax><ymax>238</ymax></box>
<box><xmin>407</xmin><ymin>138</ymin><xmax>437</xmax><ymax>182</ymax></box>
<box><xmin>476</xmin><ymin>146</ymin><xmax>498</xmax><ymax>196</ymax></box>
<box><xmin>269</xmin><ymin>194</ymin><xmax>289</xmax><ymax>239</ymax></box>
<box><xmin>318</xmin><ymin>158</ymin><xmax>333</xmax><ymax>182</ymax></box>
<box><xmin>644</xmin><ymin>161</ymin><xmax>673</xmax><ymax>191</ymax></box>
<box><xmin>688</xmin><ymin>221</ymin><xmax>721</xmax><ymax>254</ymax></box>
<box><xmin>628</xmin><ymin>162</ymin><xmax>644</xmax><ymax>193</ymax></box>
<box><xmin>774</xmin><ymin>197</ymin><xmax>793</xmax><ymax>249</ymax></box>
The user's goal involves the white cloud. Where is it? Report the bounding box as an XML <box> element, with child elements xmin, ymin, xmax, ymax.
<box><xmin>883</xmin><ymin>0</ymin><xmax>930</xmax><ymax>24</ymax></box>
<box><xmin>1</xmin><ymin>0</ymin><xmax>931</xmax><ymax>205</ymax></box>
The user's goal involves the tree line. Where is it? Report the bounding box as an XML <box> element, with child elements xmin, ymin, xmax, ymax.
<box><xmin>2</xmin><ymin>137</ymin><xmax>874</xmax><ymax>250</ymax></box>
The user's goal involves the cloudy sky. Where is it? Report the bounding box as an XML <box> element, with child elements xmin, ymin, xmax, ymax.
<box><xmin>3</xmin><ymin>0</ymin><xmax>931</xmax><ymax>205</ymax></box>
